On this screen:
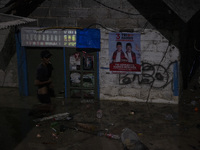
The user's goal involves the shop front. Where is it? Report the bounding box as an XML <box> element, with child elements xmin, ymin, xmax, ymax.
<box><xmin>16</xmin><ymin>27</ymin><xmax>100</xmax><ymax>103</ymax></box>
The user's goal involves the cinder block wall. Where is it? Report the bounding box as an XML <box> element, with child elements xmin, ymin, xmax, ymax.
<box><xmin>25</xmin><ymin>0</ymin><xmax>180</xmax><ymax>103</ymax></box>
<box><xmin>0</xmin><ymin>28</ymin><xmax>18</xmax><ymax>87</ymax></box>
<box><xmin>99</xmin><ymin>28</ymin><xmax>179</xmax><ymax>103</ymax></box>
<box><xmin>30</xmin><ymin>0</ymin><xmax>144</xmax><ymax>29</ymax></box>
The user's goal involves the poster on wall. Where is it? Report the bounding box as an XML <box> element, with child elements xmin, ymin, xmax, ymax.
<box><xmin>109</xmin><ymin>32</ymin><xmax>141</xmax><ymax>74</ymax></box>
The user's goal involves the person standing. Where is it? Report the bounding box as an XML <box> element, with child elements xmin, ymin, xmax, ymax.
<box><xmin>34</xmin><ymin>50</ymin><xmax>54</xmax><ymax>104</ymax></box>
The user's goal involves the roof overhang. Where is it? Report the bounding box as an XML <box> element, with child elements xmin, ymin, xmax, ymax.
<box><xmin>0</xmin><ymin>13</ymin><xmax>37</xmax><ymax>29</ymax></box>
<box><xmin>163</xmin><ymin>0</ymin><xmax>200</xmax><ymax>23</ymax></box>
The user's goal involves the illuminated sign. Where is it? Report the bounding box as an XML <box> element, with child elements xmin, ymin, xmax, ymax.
<box><xmin>21</xmin><ymin>27</ymin><xmax>76</xmax><ymax>47</ymax></box>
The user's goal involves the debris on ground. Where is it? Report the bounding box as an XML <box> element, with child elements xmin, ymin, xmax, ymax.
<box><xmin>121</xmin><ymin>128</ymin><xmax>149</xmax><ymax>150</ymax></box>
<box><xmin>33</xmin><ymin>112</ymin><xmax>70</xmax><ymax>122</ymax></box>
<box><xmin>96</xmin><ymin>109</ymin><xmax>103</xmax><ymax>118</ymax></box>
<box><xmin>164</xmin><ymin>113</ymin><xmax>174</xmax><ymax>120</ymax></box>
<box><xmin>77</xmin><ymin>122</ymin><xmax>97</xmax><ymax>131</ymax></box>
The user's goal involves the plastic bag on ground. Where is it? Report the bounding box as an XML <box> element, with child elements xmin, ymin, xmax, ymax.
<box><xmin>121</xmin><ymin>128</ymin><xmax>149</xmax><ymax>150</ymax></box>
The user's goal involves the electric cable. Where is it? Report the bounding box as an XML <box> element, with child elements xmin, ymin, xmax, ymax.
<box><xmin>86</xmin><ymin>23</ymin><xmax>116</xmax><ymax>32</ymax></box>
<box><xmin>37</xmin><ymin>26</ymin><xmax>83</xmax><ymax>31</ymax></box>
<box><xmin>146</xmin><ymin>42</ymin><xmax>171</xmax><ymax>102</ymax></box>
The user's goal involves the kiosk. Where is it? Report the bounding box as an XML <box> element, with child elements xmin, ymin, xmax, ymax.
<box><xmin>16</xmin><ymin>27</ymin><xmax>100</xmax><ymax>103</ymax></box>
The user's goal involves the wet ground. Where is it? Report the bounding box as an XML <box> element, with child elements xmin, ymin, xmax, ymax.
<box><xmin>0</xmin><ymin>75</ymin><xmax>200</xmax><ymax>150</ymax></box>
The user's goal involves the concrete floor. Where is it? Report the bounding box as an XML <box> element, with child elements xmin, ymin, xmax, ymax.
<box><xmin>0</xmin><ymin>82</ymin><xmax>200</xmax><ymax>150</ymax></box>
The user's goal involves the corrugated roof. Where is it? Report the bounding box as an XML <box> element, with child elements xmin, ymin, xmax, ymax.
<box><xmin>0</xmin><ymin>13</ymin><xmax>36</xmax><ymax>29</ymax></box>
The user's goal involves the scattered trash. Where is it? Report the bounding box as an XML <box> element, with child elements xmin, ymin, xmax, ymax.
<box><xmin>97</xmin><ymin>130</ymin><xmax>120</xmax><ymax>140</ymax></box>
<box><xmin>36</xmin><ymin>133</ymin><xmax>42</xmax><ymax>138</ymax></box>
<box><xmin>121</xmin><ymin>128</ymin><xmax>149</xmax><ymax>150</ymax></box>
<box><xmin>77</xmin><ymin>122</ymin><xmax>97</xmax><ymax>131</ymax></box>
<box><xmin>138</xmin><ymin>132</ymin><xmax>143</xmax><ymax>136</ymax></box>
<box><xmin>33</xmin><ymin>112</ymin><xmax>70</xmax><ymax>122</ymax></box>
<box><xmin>194</xmin><ymin>107</ymin><xmax>198</xmax><ymax>112</ymax></box>
<box><xmin>51</xmin><ymin>127</ymin><xmax>57</xmax><ymax>132</ymax></box>
<box><xmin>105</xmin><ymin>128</ymin><xmax>109</xmax><ymax>132</ymax></box>
<box><xmin>52</xmin><ymin>133</ymin><xmax>59</xmax><ymax>139</ymax></box>
<box><xmin>164</xmin><ymin>113</ymin><xmax>174</xmax><ymax>120</ymax></box>
<box><xmin>54</xmin><ymin>115</ymin><xmax>73</xmax><ymax>121</ymax></box>
<box><xmin>36</xmin><ymin>124</ymin><xmax>41</xmax><ymax>127</ymax></box>
<box><xmin>109</xmin><ymin>123</ymin><xmax>115</xmax><ymax>126</ymax></box>
<box><xmin>121</xmin><ymin>128</ymin><xmax>139</xmax><ymax>144</ymax></box>
<box><xmin>96</xmin><ymin>109</ymin><xmax>103</xmax><ymax>119</ymax></box>
<box><xmin>105</xmin><ymin>133</ymin><xmax>120</xmax><ymax>140</ymax></box>
<box><xmin>129</xmin><ymin>110</ymin><xmax>135</xmax><ymax>115</ymax></box>
<box><xmin>191</xmin><ymin>101</ymin><xmax>196</xmax><ymax>106</ymax></box>
<box><xmin>60</xmin><ymin>125</ymin><xmax>98</xmax><ymax>136</ymax></box>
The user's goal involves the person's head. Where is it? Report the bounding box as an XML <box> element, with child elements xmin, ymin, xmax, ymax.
<box><xmin>116</xmin><ymin>42</ymin><xmax>122</xmax><ymax>52</ymax></box>
<box><xmin>126</xmin><ymin>43</ymin><xmax>132</xmax><ymax>52</ymax></box>
<box><xmin>40</xmin><ymin>50</ymin><xmax>52</xmax><ymax>65</ymax></box>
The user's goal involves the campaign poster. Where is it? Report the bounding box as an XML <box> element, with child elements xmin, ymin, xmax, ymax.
<box><xmin>109</xmin><ymin>32</ymin><xmax>141</xmax><ymax>74</ymax></box>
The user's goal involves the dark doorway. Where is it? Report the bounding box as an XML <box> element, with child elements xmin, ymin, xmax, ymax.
<box><xmin>26</xmin><ymin>47</ymin><xmax>64</xmax><ymax>96</ymax></box>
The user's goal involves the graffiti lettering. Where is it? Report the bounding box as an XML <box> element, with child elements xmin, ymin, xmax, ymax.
<box><xmin>119</xmin><ymin>62</ymin><xmax>177</xmax><ymax>89</ymax></box>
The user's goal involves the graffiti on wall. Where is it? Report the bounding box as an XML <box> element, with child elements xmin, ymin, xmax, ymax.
<box><xmin>119</xmin><ymin>61</ymin><xmax>177</xmax><ymax>89</ymax></box>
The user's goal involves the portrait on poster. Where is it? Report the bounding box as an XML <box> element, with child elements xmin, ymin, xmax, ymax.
<box><xmin>109</xmin><ymin>32</ymin><xmax>141</xmax><ymax>74</ymax></box>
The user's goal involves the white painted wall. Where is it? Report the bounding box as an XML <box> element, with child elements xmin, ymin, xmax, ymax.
<box><xmin>99</xmin><ymin>28</ymin><xmax>180</xmax><ymax>104</ymax></box>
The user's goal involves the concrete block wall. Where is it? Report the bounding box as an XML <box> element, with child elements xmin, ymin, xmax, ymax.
<box><xmin>0</xmin><ymin>54</ymin><xmax>18</xmax><ymax>87</ymax></box>
<box><xmin>29</xmin><ymin>0</ymin><xmax>142</xmax><ymax>29</ymax></box>
<box><xmin>0</xmin><ymin>29</ymin><xmax>18</xmax><ymax>87</ymax></box>
<box><xmin>0</xmin><ymin>28</ymin><xmax>18</xmax><ymax>87</ymax></box>
<box><xmin>24</xmin><ymin>0</ymin><xmax>180</xmax><ymax>103</ymax></box>
<box><xmin>0</xmin><ymin>29</ymin><xmax>9</xmax><ymax>50</ymax></box>
<box><xmin>99</xmin><ymin>28</ymin><xmax>179</xmax><ymax>104</ymax></box>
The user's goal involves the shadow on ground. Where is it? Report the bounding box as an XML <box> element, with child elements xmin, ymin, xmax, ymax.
<box><xmin>0</xmin><ymin>75</ymin><xmax>200</xmax><ymax>150</ymax></box>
